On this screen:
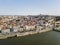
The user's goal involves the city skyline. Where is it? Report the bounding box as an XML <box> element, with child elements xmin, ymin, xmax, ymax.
<box><xmin>0</xmin><ymin>0</ymin><xmax>60</xmax><ymax>16</ymax></box>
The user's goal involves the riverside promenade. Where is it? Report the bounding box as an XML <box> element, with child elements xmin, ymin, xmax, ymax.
<box><xmin>0</xmin><ymin>28</ymin><xmax>52</xmax><ymax>39</ymax></box>
<box><xmin>16</xmin><ymin>29</ymin><xmax>51</xmax><ymax>37</ymax></box>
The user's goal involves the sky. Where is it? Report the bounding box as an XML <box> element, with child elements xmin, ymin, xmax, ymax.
<box><xmin>0</xmin><ymin>0</ymin><xmax>60</xmax><ymax>15</ymax></box>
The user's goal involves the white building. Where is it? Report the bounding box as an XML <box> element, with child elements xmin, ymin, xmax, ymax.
<box><xmin>13</xmin><ymin>26</ymin><xmax>19</xmax><ymax>32</ymax></box>
<box><xmin>25</xmin><ymin>25</ymin><xmax>36</xmax><ymax>31</ymax></box>
<box><xmin>1</xmin><ymin>29</ymin><xmax>10</xmax><ymax>34</ymax></box>
<box><xmin>36</xmin><ymin>26</ymin><xmax>44</xmax><ymax>32</ymax></box>
<box><xmin>18</xmin><ymin>28</ymin><xmax>24</xmax><ymax>32</ymax></box>
<box><xmin>55</xmin><ymin>21</ymin><xmax>60</xmax><ymax>27</ymax></box>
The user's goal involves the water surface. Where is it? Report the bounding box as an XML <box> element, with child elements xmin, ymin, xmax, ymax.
<box><xmin>0</xmin><ymin>31</ymin><xmax>60</xmax><ymax>45</ymax></box>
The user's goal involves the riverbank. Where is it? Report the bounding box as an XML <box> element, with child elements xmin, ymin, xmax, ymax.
<box><xmin>0</xmin><ymin>28</ymin><xmax>52</xmax><ymax>39</ymax></box>
<box><xmin>0</xmin><ymin>31</ymin><xmax>59</xmax><ymax>45</ymax></box>
<box><xmin>16</xmin><ymin>28</ymin><xmax>51</xmax><ymax>37</ymax></box>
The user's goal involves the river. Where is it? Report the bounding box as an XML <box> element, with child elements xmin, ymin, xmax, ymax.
<box><xmin>0</xmin><ymin>31</ymin><xmax>60</xmax><ymax>45</ymax></box>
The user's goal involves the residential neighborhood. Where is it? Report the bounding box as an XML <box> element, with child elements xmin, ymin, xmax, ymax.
<box><xmin>0</xmin><ymin>15</ymin><xmax>59</xmax><ymax>39</ymax></box>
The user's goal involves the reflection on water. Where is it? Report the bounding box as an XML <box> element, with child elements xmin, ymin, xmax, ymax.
<box><xmin>0</xmin><ymin>31</ymin><xmax>60</xmax><ymax>45</ymax></box>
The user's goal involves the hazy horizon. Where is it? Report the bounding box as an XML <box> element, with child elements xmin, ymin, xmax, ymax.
<box><xmin>0</xmin><ymin>0</ymin><xmax>60</xmax><ymax>16</ymax></box>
